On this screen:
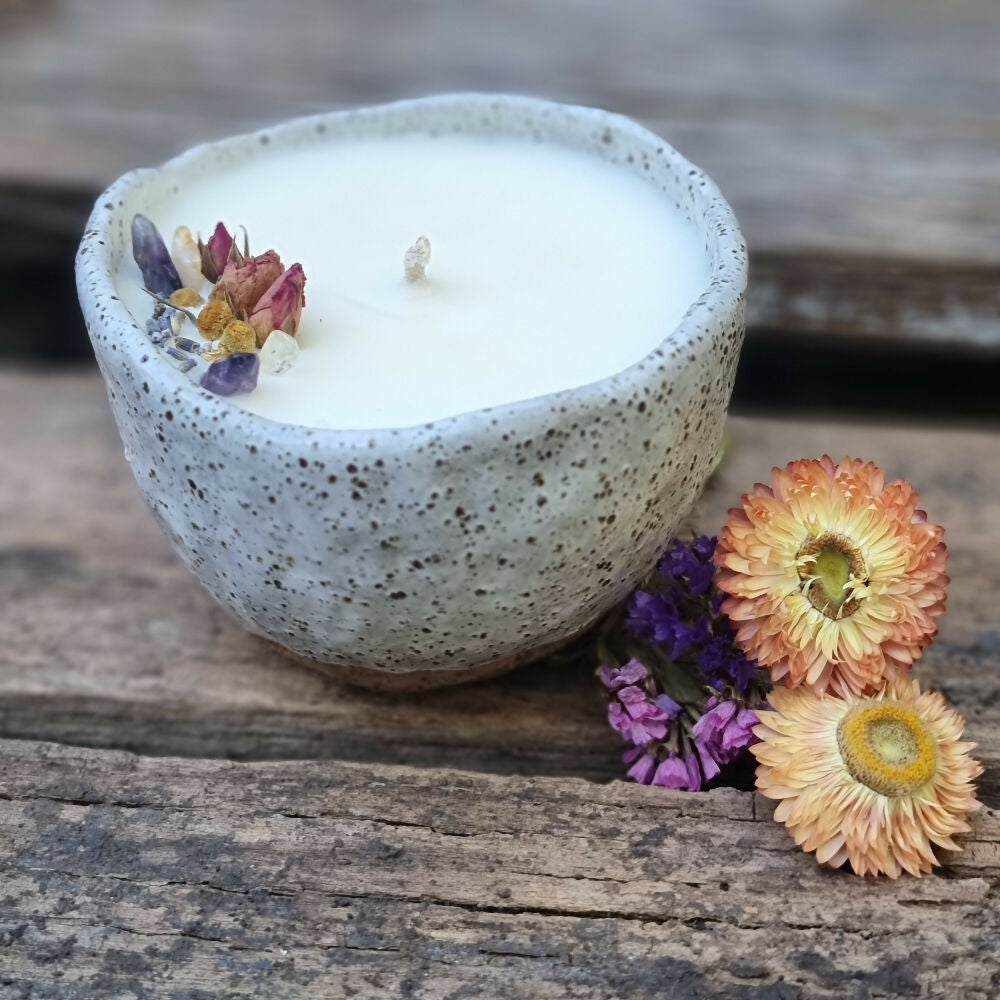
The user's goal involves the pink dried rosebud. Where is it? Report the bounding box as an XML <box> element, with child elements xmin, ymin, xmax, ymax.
<box><xmin>199</xmin><ymin>222</ymin><xmax>235</xmax><ymax>282</ymax></box>
<box><xmin>208</xmin><ymin>249</ymin><xmax>284</xmax><ymax>318</ymax></box>
<box><xmin>249</xmin><ymin>263</ymin><xmax>306</xmax><ymax>344</ymax></box>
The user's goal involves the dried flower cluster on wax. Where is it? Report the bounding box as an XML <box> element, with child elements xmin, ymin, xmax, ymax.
<box><xmin>131</xmin><ymin>215</ymin><xmax>306</xmax><ymax>396</ymax></box>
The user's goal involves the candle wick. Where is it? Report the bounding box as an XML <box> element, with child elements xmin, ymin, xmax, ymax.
<box><xmin>404</xmin><ymin>236</ymin><xmax>431</xmax><ymax>283</ymax></box>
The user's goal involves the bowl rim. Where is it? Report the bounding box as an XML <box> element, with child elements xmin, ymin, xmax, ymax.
<box><xmin>77</xmin><ymin>92</ymin><xmax>747</xmax><ymax>441</ymax></box>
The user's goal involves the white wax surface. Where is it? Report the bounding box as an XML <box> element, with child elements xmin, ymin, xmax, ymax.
<box><xmin>117</xmin><ymin>135</ymin><xmax>709</xmax><ymax>429</ymax></box>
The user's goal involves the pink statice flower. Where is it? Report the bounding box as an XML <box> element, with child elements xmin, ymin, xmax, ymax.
<box><xmin>691</xmin><ymin>697</ymin><xmax>759</xmax><ymax>770</ymax></box>
<box><xmin>602</xmin><ymin>660</ymin><xmax>680</xmax><ymax>746</ymax></box>
<box><xmin>599</xmin><ymin>660</ymin><xmax>648</xmax><ymax>692</ymax></box>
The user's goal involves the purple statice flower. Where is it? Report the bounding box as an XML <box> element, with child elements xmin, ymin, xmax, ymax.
<box><xmin>628</xmin><ymin>536</ymin><xmax>757</xmax><ymax>695</ymax></box>
<box><xmin>626</xmin><ymin>590</ymin><xmax>677</xmax><ymax>644</ymax></box>
<box><xmin>607</xmin><ymin>681</ymin><xmax>676</xmax><ymax>746</ymax></box>
<box><xmin>628</xmin><ymin>590</ymin><xmax>713</xmax><ymax>660</ymax></box>
<box><xmin>653</xmin><ymin>752</ymin><xmax>703</xmax><ymax>791</ymax></box>
<box><xmin>654</xmin><ymin>692</ymin><xmax>682</xmax><ymax>718</ymax></box>
<box><xmin>659</xmin><ymin>535</ymin><xmax>717</xmax><ymax>595</ymax></box>
<box><xmin>691</xmin><ymin>697</ymin><xmax>759</xmax><ymax>779</ymax></box>
<box><xmin>602</xmin><ymin>659</ymin><xmax>682</xmax><ymax>747</ymax></box>
<box><xmin>599</xmin><ymin>659</ymin><xmax>648</xmax><ymax>692</ymax></box>
<box><xmin>622</xmin><ymin>698</ymin><xmax>756</xmax><ymax>790</ymax></box>
<box><xmin>696</xmin><ymin>635</ymin><xmax>756</xmax><ymax>691</ymax></box>
<box><xmin>623</xmin><ymin>746</ymin><xmax>657</xmax><ymax>784</ymax></box>
<box><xmin>623</xmin><ymin>747</ymin><xmax>703</xmax><ymax>790</ymax></box>
<box><xmin>600</xmin><ymin>537</ymin><xmax>766</xmax><ymax>792</ymax></box>
<box><xmin>131</xmin><ymin>214</ymin><xmax>182</xmax><ymax>297</ymax></box>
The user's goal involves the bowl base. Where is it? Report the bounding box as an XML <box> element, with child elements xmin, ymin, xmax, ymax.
<box><xmin>268</xmin><ymin>632</ymin><xmax>582</xmax><ymax>693</ymax></box>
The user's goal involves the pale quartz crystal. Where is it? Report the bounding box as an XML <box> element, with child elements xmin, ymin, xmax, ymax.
<box><xmin>404</xmin><ymin>236</ymin><xmax>431</xmax><ymax>282</ymax></box>
<box><xmin>171</xmin><ymin>226</ymin><xmax>205</xmax><ymax>289</ymax></box>
<box><xmin>259</xmin><ymin>329</ymin><xmax>300</xmax><ymax>374</ymax></box>
<box><xmin>169</xmin><ymin>310</ymin><xmax>187</xmax><ymax>336</ymax></box>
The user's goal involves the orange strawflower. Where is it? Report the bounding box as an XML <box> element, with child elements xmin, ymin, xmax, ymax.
<box><xmin>752</xmin><ymin>676</ymin><xmax>981</xmax><ymax>877</ymax></box>
<box><xmin>714</xmin><ymin>457</ymin><xmax>947</xmax><ymax>697</ymax></box>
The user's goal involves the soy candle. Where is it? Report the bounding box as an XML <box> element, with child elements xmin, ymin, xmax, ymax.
<box><xmin>116</xmin><ymin>133</ymin><xmax>708</xmax><ymax>429</ymax></box>
<box><xmin>82</xmin><ymin>95</ymin><xmax>746</xmax><ymax>690</ymax></box>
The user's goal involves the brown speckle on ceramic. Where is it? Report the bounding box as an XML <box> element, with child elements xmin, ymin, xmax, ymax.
<box><xmin>76</xmin><ymin>94</ymin><xmax>747</xmax><ymax>688</ymax></box>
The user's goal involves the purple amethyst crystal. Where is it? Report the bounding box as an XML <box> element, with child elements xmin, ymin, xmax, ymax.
<box><xmin>200</xmin><ymin>352</ymin><xmax>260</xmax><ymax>396</ymax></box>
<box><xmin>131</xmin><ymin>214</ymin><xmax>181</xmax><ymax>297</ymax></box>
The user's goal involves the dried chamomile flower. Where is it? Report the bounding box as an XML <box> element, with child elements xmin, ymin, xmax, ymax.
<box><xmin>197</xmin><ymin>299</ymin><xmax>234</xmax><ymax>338</ymax></box>
<box><xmin>169</xmin><ymin>287</ymin><xmax>204</xmax><ymax>308</ymax></box>
<box><xmin>202</xmin><ymin>319</ymin><xmax>257</xmax><ymax>361</ymax></box>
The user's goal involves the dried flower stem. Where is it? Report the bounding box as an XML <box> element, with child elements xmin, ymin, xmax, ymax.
<box><xmin>141</xmin><ymin>287</ymin><xmax>198</xmax><ymax>323</ymax></box>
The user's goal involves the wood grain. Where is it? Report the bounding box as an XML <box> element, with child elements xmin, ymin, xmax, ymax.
<box><xmin>4</xmin><ymin>0</ymin><xmax>1000</xmax><ymax>356</ymax></box>
<box><xmin>4</xmin><ymin>3</ymin><xmax>1000</xmax><ymax>990</ymax></box>
<box><xmin>1</xmin><ymin>374</ymin><xmax>998</xmax><ymax>994</ymax></box>
<box><xmin>1</xmin><ymin>739</ymin><xmax>998</xmax><ymax>998</ymax></box>
<box><xmin>1</xmin><ymin>371</ymin><xmax>997</xmax><ymax>800</ymax></box>
<box><xmin>2</xmin><ymin>0</ymin><xmax>999</xmax><ymax>262</ymax></box>
<box><xmin>748</xmin><ymin>253</ymin><xmax>1000</xmax><ymax>353</ymax></box>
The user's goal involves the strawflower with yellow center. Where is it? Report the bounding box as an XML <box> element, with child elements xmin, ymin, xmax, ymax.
<box><xmin>714</xmin><ymin>456</ymin><xmax>948</xmax><ymax>696</ymax></box>
<box><xmin>752</xmin><ymin>676</ymin><xmax>981</xmax><ymax>877</ymax></box>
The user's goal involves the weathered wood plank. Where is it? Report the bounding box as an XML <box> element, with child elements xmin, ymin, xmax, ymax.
<box><xmin>0</xmin><ymin>739</ymin><xmax>998</xmax><ymax>998</ymax></box>
<box><xmin>1</xmin><ymin>371</ymin><xmax>998</xmax><ymax>804</ymax></box>
<box><xmin>0</xmin><ymin>742</ymin><xmax>1000</xmax><ymax>998</ymax></box>
<box><xmin>4</xmin><ymin>0</ymin><xmax>1000</xmax><ymax>355</ymax></box>
<box><xmin>3</xmin><ymin>0</ymin><xmax>1000</xmax><ymax>261</ymax></box>
<box><xmin>749</xmin><ymin>253</ymin><xmax>1000</xmax><ymax>353</ymax></box>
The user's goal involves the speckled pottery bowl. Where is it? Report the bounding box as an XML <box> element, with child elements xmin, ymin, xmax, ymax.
<box><xmin>76</xmin><ymin>94</ymin><xmax>747</xmax><ymax>691</ymax></box>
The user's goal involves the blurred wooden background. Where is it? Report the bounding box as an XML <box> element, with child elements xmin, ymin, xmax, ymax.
<box><xmin>2</xmin><ymin>0</ymin><xmax>1000</xmax><ymax>415</ymax></box>
<box><xmin>2</xmin><ymin>3</ymin><xmax>1000</xmax><ymax>996</ymax></box>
